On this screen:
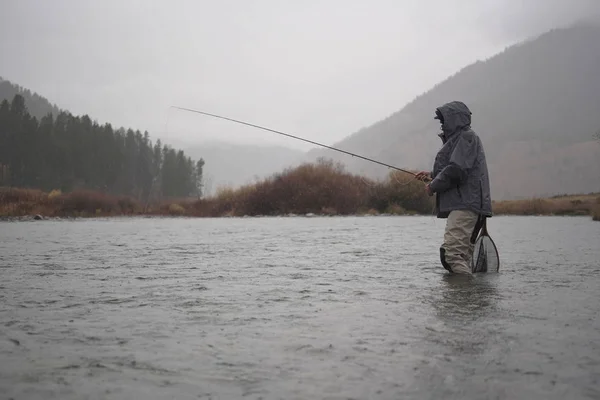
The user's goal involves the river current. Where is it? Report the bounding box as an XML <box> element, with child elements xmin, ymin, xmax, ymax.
<box><xmin>1</xmin><ymin>216</ymin><xmax>599</xmax><ymax>399</ymax></box>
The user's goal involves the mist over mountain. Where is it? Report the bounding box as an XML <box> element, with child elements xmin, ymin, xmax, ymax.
<box><xmin>0</xmin><ymin>77</ymin><xmax>305</xmax><ymax>195</ymax></box>
<box><xmin>3</xmin><ymin>24</ymin><xmax>599</xmax><ymax>200</ymax></box>
<box><xmin>182</xmin><ymin>141</ymin><xmax>304</xmax><ymax>196</ymax></box>
<box><xmin>307</xmin><ymin>24</ymin><xmax>600</xmax><ymax>200</ymax></box>
<box><xmin>0</xmin><ymin>77</ymin><xmax>61</xmax><ymax>120</ymax></box>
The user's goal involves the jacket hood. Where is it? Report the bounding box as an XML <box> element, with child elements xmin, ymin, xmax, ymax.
<box><xmin>436</xmin><ymin>101</ymin><xmax>472</xmax><ymax>138</ymax></box>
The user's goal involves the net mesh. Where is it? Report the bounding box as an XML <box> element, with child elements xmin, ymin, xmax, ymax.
<box><xmin>471</xmin><ymin>235</ymin><xmax>499</xmax><ymax>273</ymax></box>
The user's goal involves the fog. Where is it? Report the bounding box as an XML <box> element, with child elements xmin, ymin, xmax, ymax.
<box><xmin>1</xmin><ymin>0</ymin><xmax>599</xmax><ymax>150</ymax></box>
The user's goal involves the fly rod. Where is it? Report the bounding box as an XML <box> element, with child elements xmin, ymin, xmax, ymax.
<box><xmin>171</xmin><ymin>106</ymin><xmax>419</xmax><ymax>177</ymax></box>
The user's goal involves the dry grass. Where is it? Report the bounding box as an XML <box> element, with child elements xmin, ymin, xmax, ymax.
<box><xmin>0</xmin><ymin>187</ymin><xmax>50</xmax><ymax>216</ymax></box>
<box><xmin>168</xmin><ymin>203</ymin><xmax>186</xmax><ymax>216</ymax></box>
<box><xmin>0</xmin><ymin>187</ymin><xmax>141</xmax><ymax>217</ymax></box>
<box><xmin>54</xmin><ymin>190</ymin><xmax>141</xmax><ymax>216</ymax></box>
<box><xmin>493</xmin><ymin>194</ymin><xmax>599</xmax><ymax>217</ymax></box>
<box><xmin>48</xmin><ymin>189</ymin><xmax>62</xmax><ymax>199</ymax></box>
<box><xmin>593</xmin><ymin>197</ymin><xmax>600</xmax><ymax>221</ymax></box>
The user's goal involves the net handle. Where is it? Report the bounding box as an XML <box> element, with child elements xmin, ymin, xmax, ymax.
<box><xmin>481</xmin><ymin>217</ymin><xmax>488</xmax><ymax>235</ymax></box>
<box><xmin>470</xmin><ymin>215</ymin><xmax>487</xmax><ymax>244</ymax></box>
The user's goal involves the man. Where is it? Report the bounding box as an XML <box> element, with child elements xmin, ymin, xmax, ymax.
<box><xmin>416</xmin><ymin>101</ymin><xmax>492</xmax><ymax>275</ymax></box>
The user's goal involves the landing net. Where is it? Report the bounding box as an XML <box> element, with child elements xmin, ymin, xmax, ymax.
<box><xmin>471</xmin><ymin>217</ymin><xmax>500</xmax><ymax>273</ymax></box>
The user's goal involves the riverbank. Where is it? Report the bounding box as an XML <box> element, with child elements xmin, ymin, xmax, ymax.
<box><xmin>492</xmin><ymin>193</ymin><xmax>600</xmax><ymax>217</ymax></box>
<box><xmin>0</xmin><ymin>161</ymin><xmax>433</xmax><ymax>219</ymax></box>
<box><xmin>3</xmin><ymin>192</ymin><xmax>598</xmax><ymax>221</ymax></box>
<box><xmin>1</xmin><ymin>161</ymin><xmax>598</xmax><ymax>220</ymax></box>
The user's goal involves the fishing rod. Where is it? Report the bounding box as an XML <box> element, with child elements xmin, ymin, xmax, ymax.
<box><xmin>171</xmin><ymin>106</ymin><xmax>419</xmax><ymax>177</ymax></box>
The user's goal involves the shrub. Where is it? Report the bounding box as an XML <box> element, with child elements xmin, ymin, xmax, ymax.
<box><xmin>168</xmin><ymin>203</ymin><xmax>186</xmax><ymax>215</ymax></box>
<box><xmin>0</xmin><ymin>187</ymin><xmax>46</xmax><ymax>204</ymax></box>
<box><xmin>48</xmin><ymin>189</ymin><xmax>62</xmax><ymax>199</ymax></box>
<box><xmin>204</xmin><ymin>159</ymin><xmax>371</xmax><ymax>217</ymax></box>
<box><xmin>117</xmin><ymin>196</ymin><xmax>140</xmax><ymax>214</ymax></box>
<box><xmin>366</xmin><ymin>171</ymin><xmax>433</xmax><ymax>214</ymax></box>
<box><xmin>184</xmin><ymin>161</ymin><xmax>437</xmax><ymax>217</ymax></box>
<box><xmin>0</xmin><ymin>187</ymin><xmax>49</xmax><ymax>216</ymax></box>
<box><xmin>54</xmin><ymin>190</ymin><xmax>120</xmax><ymax>215</ymax></box>
<box><xmin>386</xmin><ymin>203</ymin><xmax>407</xmax><ymax>215</ymax></box>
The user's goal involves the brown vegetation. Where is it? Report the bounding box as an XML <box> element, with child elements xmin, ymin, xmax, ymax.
<box><xmin>0</xmin><ymin>160</ymin><xmax>432</xmax><ymax>218</ymax></box>
<box><xmin>185</xmin><ymin>159</ymin><xmax>433</xmax><ymax>217</ymax></box>
<box><xmin>492</xmin><ymin>194</ymin><xmax>600</xmax><ymax>218</ymax></box>
<box><xmin>1</xmin><ymin>161</ymin><xmax>598</xmax><ymax>220</ymax></box>
<box><xmin>0</xmin><ymin>187</ymin><xmax>142</xmax><ymax>217</ymax></box>
<box><xmin>593</xmin><ymin>197</ymin><xmax>600</xmax><ymax>221</ymax></box>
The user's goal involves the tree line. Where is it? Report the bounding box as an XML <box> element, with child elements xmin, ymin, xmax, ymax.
<box><xmin>0</xmin><ymin>94</ymin><xmax>204</xmax><ymax>200</ymax></box>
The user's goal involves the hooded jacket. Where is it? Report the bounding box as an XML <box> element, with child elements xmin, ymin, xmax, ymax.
<box><xmin>429</xmin><ymin>101</ymin><xmax>492</xmax><ymax>218</ymax></box>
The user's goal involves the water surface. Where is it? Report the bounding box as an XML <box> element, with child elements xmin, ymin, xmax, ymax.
<box><xmin>1</xmin><ymin>216</ymin><xmax>599</xmax><ymax>399</ymax></box>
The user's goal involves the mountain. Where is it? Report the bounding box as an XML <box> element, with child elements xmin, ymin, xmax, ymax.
<box><xmin>0</xmin><ymin>77</ymin><xmax>61</xmax><ymax>120</ymax></box>
<box><xmin>182</xmin><ymin>141</ymin><xmax>304</xmax><ymax>195</ymax></box>
<box><xmin>307</xmin><ymin>24</ymin><xmax>600</xmax><ymax>200</ymax></box>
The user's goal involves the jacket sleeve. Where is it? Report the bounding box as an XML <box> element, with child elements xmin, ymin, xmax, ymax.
<box><xmin>429</xmin><ymin>134</ymin><xmax>478</xmax><ymax>193</ymax></box>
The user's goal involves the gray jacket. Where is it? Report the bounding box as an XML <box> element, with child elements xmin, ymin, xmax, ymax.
<box><xmin>429</xmin><ymin>101</ymin><xmax>492</xmax><ymax>218</ymax></box>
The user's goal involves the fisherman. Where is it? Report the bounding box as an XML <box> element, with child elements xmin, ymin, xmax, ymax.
<box><xmin>416</xmin><ymin>101</ymin><xmax>492</xmax><ymax>275</ymax></box>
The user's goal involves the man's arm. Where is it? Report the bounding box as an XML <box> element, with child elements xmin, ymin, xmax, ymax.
<box><xmin>429</xmin><ymin>134</ymin><xmax>478</xmax><ymax>193</ymax></box>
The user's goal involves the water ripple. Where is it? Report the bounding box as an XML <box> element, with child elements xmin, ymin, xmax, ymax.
<box><xmin>0</xmin><ymin>216</ymin><xmax>599</xmax><ymax>399</ymax></box>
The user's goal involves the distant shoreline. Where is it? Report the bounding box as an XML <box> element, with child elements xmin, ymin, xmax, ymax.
<box><xmin>1</xmin><ymin>162</ymin><xmax>598</xmax><ymax>222</ymax></box>
<box><xmin>2</xmin><ymin>190</ymin><xmax>598</xmax><ymax>221</ymax></box>
<box><xmin>1</xmin><ymin>213</ymin><xmax>598</xmax><ymax>223</ymax></box>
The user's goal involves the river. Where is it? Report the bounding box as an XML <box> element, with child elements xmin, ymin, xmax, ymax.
<box><xmin>1</xmin><ymin>216</ymin><xmax>599</xmax><ymax>399</ymax></box>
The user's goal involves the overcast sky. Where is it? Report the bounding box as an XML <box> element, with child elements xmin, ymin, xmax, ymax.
<box><xmin>1</xmin><ymin>0</ymin><xmax>599</xmax><ymax>150</ymax></box>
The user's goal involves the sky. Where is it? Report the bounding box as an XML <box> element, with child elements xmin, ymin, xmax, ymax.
<box><xmin>1</xmin><ymin>0</ymin><xmax>599</xmax><ymax>150</ymax></box>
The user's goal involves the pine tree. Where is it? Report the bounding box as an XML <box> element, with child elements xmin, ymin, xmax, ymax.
<box><xmin>0</xmin><ymin>99</ymin><xmax>11</xmax><ymax>185</ymax></box>
<box><xmin>195</xmin><ymin>158</ymin><xmax>205</xmax><ymax>198</ymax></box>
<box><xmin>0</xmin><ymin>94</ymin><xmax>205</xmax><ymax>199</ymax></box>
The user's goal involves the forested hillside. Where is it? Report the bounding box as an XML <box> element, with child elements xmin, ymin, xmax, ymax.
<box><xmin>0</xmin><ymin>94</ymin><xmax>204</xmax><ymax>200</ymax></box>
<box><xmin>0</xmin><ymin>77</ymin><xmax>61</xmax><ymax>120</ymax></box>
<box><xmin>307</xmin><ymin>24</ymin><xmax>600</xmax><ymax>199</ymax></box>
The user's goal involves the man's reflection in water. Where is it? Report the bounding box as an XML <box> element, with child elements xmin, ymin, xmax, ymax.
<box><xmin>436</xmin><ymin>274</ymin><xmax>500</xmax><ymax>319</ymax></box>
<box><xmin>404</xmin><ymin>275</ymin><xmax>505</xmax><ymax>398</ymax></box>
<box><xmin>432</xmin><ymin>275</ymin><xmax>503</xmax><ymax>350</ymax></box>
<box><xmin>406</xmin><ymin>274</ymin><xmax>503</xmax><ymax>399</ymax></box>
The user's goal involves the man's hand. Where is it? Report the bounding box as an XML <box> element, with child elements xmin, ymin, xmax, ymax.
<box><xmin>425</xmin><ymin>183</ymin><xmax>434</xmax><ymax>196</ymax></box>
<box><xmin>415</xmin><ymin>171</ymin><xmax>432</xmax><ymax>182</ymax></box>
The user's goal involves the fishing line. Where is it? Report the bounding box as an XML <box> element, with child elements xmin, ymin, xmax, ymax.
<box><xmin>170</xmin><ymin>105</ymin><xmax>437</xmax><ymax>220</ymax></box>
<box><xmin>167</xmin><ymin>105</ymin><xmax>446</xmax><ymax>238</ymax></box>
<box><xmin>170</xmin><ymin>106</ymin><xmax>420</xmax><ymax>177</ymax></box>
